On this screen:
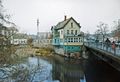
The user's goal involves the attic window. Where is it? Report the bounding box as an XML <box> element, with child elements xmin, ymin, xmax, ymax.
<box><xmin>71</xmin><ymin>22</ymin><xmax>73</xmax><ymax>28</ymax></box>
<box><xmin>75</xmin><ymin>30</ymin><xmax>77</xmax><ymax>35</ymax></box>
<box><xmin>67</xmin><ymin>30</ymin><xmax>69</xmax><ymax>34</ymax></box>
<box><xmin>71</xmin><ymin>30</ymin><xmax>73</xmax><ymax>34</ymax></box>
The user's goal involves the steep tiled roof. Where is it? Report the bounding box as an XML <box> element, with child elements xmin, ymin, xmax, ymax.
<box><xmin>54</xmin><ymin>17</ymin><xmax>81</xmax><ymax>30</ymax></box>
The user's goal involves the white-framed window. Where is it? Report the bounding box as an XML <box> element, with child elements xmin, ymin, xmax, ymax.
<box><xmin>71</xmin><ymin>38</ymin><xmax>73</xmax><ymax>42</ymax></box>
<box><xmin>75</xmin><ymin>30</ymin><xmax>77</xmax><ymax>35</ymax></box>
<box><xmin>68</xmin><ymin>38</ymin><xmax>70</xmax><ymax>42</ymax></box>
<box><xmin>55</xmin><ymin>39</ymin><xmax>56</xmax><ymax>43</ymax></box>
<box><xmin>67</xmin><ymin>30</ymin><xmax>69</xmax><ymax>34</ymax></box>
<box><xmin>71</xmin><ymin>22</ymin><xmax>73</xmax><ymax>28</ymax></box>
<box><xmin>71</xmin><ymin>30</ymin><xmax>73</xmax><ymax>34</ymax></box>
<box><xmin>79</xmin><ymin>38</ymin><xmax>81</xmax><ymax>42</ymax></box>
<box><xmin>65</xmin><ymin>38</ymin><xmax>67</xmax><ymax>42</ymax></box>
<box><xmin>75</xmin><ymin>38</ymin><xmax>78</xmax><ymax>42</ymax></box>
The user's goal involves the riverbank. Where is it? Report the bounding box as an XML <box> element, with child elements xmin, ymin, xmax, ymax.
<box><xmin>15</xmin><ymin>46</ymin><xmax>53</xmax><ymax>56</ymax></box>
<box><xmin>35</xmin><ymin>47</ymin><xmax>53</xmax><ymax>56</ymax></box>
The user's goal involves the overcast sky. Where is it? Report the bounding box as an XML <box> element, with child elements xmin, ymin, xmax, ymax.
<box><xmin>3</xmin><ymin>0</ymin><xmax>120</xmax><ymax>34</ymax></box>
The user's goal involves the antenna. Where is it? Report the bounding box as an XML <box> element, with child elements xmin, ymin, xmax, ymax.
<box><xmin>37</xmin><ymin>18</ymin><xmax>40</xmax><ymax>44</ymax></box>
<box><xmin>37</xmin><ymin>18</ymin><xmax>39</xmax><ymax>36</ymax></box>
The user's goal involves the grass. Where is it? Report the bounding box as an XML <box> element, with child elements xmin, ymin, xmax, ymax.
<box><xmin>35</xmin><ymin>47</ymin><xmax>53</xmax><ymax>56</ymax></box>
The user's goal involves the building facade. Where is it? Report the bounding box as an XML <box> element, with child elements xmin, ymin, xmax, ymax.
<box><xmin>51</xmin><ymin>16</ymin><xmax>83</xmax><ymax>55</ymax></box>
<box><xmin>10</xmin><ymin>33</ymin><xmax>29</xmax><ymax>45</ymax></box>
<box><xmin>11</xmin><ymin>39</ymin><xmax>27</xmax><ymax>45</ymax></box>
<box><xmin>33</xmin><ymin>32</ymin><xmax>52</xmax><ymax>48</ymax></box>
<box><xmin>0</xmin><ymin>25</ymin><xmax>9</xmax><ymax>46</ymax></box>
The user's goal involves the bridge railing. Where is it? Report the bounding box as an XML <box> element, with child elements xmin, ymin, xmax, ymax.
<box><xmin>84</xmin><ymin>42</ymin><xmax>120</xmax><ymax>57</ymax></box>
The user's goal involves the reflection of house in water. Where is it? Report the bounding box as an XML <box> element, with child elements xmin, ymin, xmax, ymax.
<box><xmin>52</xmin><ymin>58</ymin><xmax>85</xmax><ymax>82</ymax></box>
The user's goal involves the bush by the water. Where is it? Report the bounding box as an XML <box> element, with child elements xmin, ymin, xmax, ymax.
<box><xmin>35</xmin><ymin>47</ymin><xmax>53</xmax><ymax>56</ymax></box>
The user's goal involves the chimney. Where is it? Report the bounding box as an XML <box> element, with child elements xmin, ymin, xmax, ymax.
<box><xmin>64</xmin><ymin>15</ymin><xmax>67</xmax><ymax>21</ymax></box>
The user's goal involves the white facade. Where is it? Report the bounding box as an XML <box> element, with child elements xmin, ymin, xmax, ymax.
<box><xmin>64</xmin><ymin>19</ymin><xmax>80</xmax><ymax>36</ymax></box>
<box><xmin>59</xmin><ymin>29</ymin><xmax>64</xmax><ymax>39</ymax></box>
<box><xmin>11</xmin><ymin>39</ymin><xmax>27</xmax><ymax>45</ymax></box>
<box><xmin>33</xmin><ymin>39</ymin><xmax>52</xmax><ymax>47</ymax></box>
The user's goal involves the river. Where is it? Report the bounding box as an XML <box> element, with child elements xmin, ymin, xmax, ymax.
<box><xmin>0</xmin><ymin>54</ymin><xmax>120</xmax><ymax>82</ymax></box>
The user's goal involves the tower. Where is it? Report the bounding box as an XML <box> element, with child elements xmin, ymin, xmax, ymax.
<box><xmin>37</xmin><ymin>18</ymin><xmax>39</xmax><ymax>44</ymax></box>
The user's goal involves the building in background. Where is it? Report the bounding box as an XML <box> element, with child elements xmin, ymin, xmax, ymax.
<box><xmin>10</xmin><ymin>33</ymin><xmax>29</xmax><ymax>45</ymax></box>
<box><xmin>51</xmin><ymin>16</ymin><xmax>83</xmax><ymax>56</ymax></box>
<box><xmin>33</xmin><ymin>32</ymin><xmax>52</xmax><ymax>48</ymax></box>
<box><xmin>0</xmin><ymin>25</ymin><xmax>9</xmax><ymax>46</ymax></box>
<box><xmin>37</xmin><ymin>32</ymin><xmax>51</xmax><ymax>39</ymax></box>
<box><xmin>0</xmin><ymin>25</ymin><xmax>18</xmax><ymax>46</ymax></box>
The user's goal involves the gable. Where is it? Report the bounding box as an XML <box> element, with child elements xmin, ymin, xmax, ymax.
<box><xmin>64</xmin><ymin>18</ymin><xmax>81</xmax><ymax>30</ymax></box>
<box><xmin>54</xmin><ymin>17</ymin><xmax>81</xmax><ymax>30</ymax></box>
<box><xmin>63</xmin><ymin>17</ymin><xmax>81</xmax><ymax>29</ymax></box>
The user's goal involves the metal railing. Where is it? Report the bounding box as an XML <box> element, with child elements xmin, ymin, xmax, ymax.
<box><xmin>85</xmin><ymin>42</ymin><xmax>120</xmax><ymax>57</ymax></box>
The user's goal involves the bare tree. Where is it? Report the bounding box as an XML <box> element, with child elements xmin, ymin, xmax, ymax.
<box><xmin>94</xmin><ymin>29</ymin><xmax>100</xmax><ymax>41</ymax></box>
<box><xmin>112</xmin><ymin>19</ymin><xmax>120</xmax><ymax>41</ymax></box>
<box><xmin>0</xmin><ymin>0</ymin><xmax>18</xmax><ymax>65</ymax></box>
<box><xmin>0</xmin><ymin>0</ymin><xmax>18</xmax><ymax>46</ymax></box>
<box><xmin>85</xmin><ymin>31</ymin><xmax>90</xmax><ymax>41</ymax></box>
<box><xmin>0</xmin><ymin>0</ymin><xmax>16</xmax><ymax>26</ymax></box>
<box><xmin>97</xmin><ymin>22</ymin><xmax>109</xmax><ymax>43</ymax></box>
<box><xmin>0</xmin><ymin>0</ymin><xmax>4</xmax><ymax>22</ymax></box>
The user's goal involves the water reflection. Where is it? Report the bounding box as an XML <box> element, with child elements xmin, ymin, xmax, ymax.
<box><xmin>26</xmin><ymin>56</ymin><xmax>86</xmax><ymax>82</ymax></box>
<box><xmin>84</xmin><ymin>55</ymin><xmax>120</xmax><ymax>82</ymax></box>
<box><xmin>26</xmin><ymin>57</ymin><xmax>53</xmax><ymax>82</ymax></box>
<box><xmin>51</xmin><ymin>57</ymin><xmax>86</xmax><ymax>82</ymax></box>
<box><xmin>1</xmin><ymin>55</ymin><xmax>120</xmax><ymax>82</ymax></box>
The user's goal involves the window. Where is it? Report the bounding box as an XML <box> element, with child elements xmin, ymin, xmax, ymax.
<box><xmin>68</xmin><ymin>38</ymin><xmax>70</xmax><ymax>42</ymax></box>
<box><xmin>75</xmin><ymin>30</ymin><xmax>77</xmax><ymax>35</ymax></box>
<box><xmin>55</xmin><ymin>39</ymin><xmax>56</xmax><ymax>43</ymax></box>
<box><xmin>71</xmin><ymin>22</ymin><xmax>73</xmax><ymax>28</ymax></box>
<box><xmin>71</xmin><ymin>38</ymin><xmax>73</xmax><ymax>42</ymax></box>
<box><xmin>65</xmin><ymin>38</ymin><xmax>67</xmax><ymax>42</ymax></box>
<box><xmin>74</xmin><ymin>38</ymin><xmax>76</xmax><ymax>42</ymax></box>
<box><xmin>79</xmin><ymin>38</ymin><xmax>81</xmax><ymax>42</ymax></box>
<box><xmin>76</xmin><ymin>38</ymin><xmax>78</xmax><ymax>42</ymax></box>
<box><xmin>67</xmin><ymin>30</ymin><xmax>69</xmax><ymax>34</ymax></box>
<box><xmin>71</xmin><ymin>30</ymin><xmax>73</xmax><ymax>34</ymax></box>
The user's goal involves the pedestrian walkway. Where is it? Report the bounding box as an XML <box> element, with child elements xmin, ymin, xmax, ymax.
<box><xmin>85</xmin><ymin>42</ymin><xmax>120</xmax><ymax>57</ymax></box>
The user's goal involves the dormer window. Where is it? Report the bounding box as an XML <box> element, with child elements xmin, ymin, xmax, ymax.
<box><xmin>71</xmin><ymin>22</ymin><xmax>73</xmax><ymax>28</ymax></box>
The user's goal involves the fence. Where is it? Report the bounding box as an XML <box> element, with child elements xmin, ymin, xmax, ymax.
<box><xmin>85</xmin><ymin>42</ymin><xmax>120</xmax><ymax>57</ymax></box>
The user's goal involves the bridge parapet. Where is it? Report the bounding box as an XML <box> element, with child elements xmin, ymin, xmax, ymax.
<box><xmin>84</xmin><ymin>42</ymin><xmax>120</xmax><ymax>71</ymax></box>
<box><xmin>84</xmin><ymin>42</ymin><xmax>120</xmax><ymax>56</ymax></box>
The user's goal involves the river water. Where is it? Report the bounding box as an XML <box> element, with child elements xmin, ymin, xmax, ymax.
<box><xmin>0</xmin><ymin>54</ymin><xmax>120</xmax><ymax>82</ymax></box>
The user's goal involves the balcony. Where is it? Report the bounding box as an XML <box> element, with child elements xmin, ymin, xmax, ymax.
<box><xmin>54</xmin><ymin>33</ymin><xmax>60</xmax><ymax>37</ymax></box>
<box><xmin>53</xmin><ymin>31</ymin><xmax>60</xmax><ymax>37</ymax></box>
<box><xmin>64</xmin><ymin>34</ymin><xmax>83</xmax><ymax>37</ymax></box>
